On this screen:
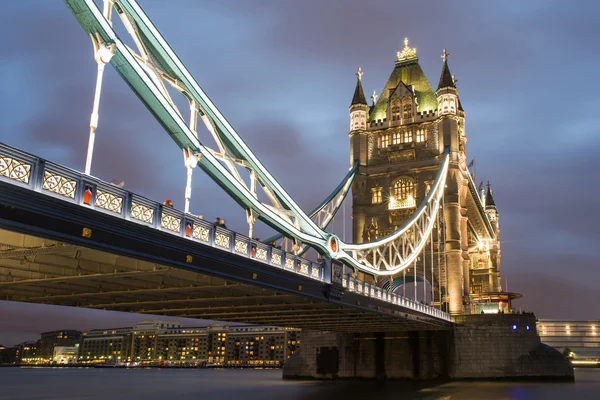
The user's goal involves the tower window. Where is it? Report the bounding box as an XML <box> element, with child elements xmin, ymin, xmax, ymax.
<box><xmin>380</xmin><ymin>134</ymin><xmax>389</xmax><ymax>148</ymax></box>
<box><xmin>403</xmin><ymin>103</ymin><xmax>412</xmax><ymax>119</ymax></box>
<box><xmin>402</xmin><ymin>130</ymin><xmax>413</xmax><ymax>143</ymax></box>
<box><xmin>389</xmin><ymin>177</ymin><xmax>416</xmax><ymax>210</ymax></box>
<box><xmin>371</xmin><ymin>187</ymin><xmax>382</xmax><ymax>204</ymax></box>
<box><xmin>390</xmin><ymin>98</ymin><xmax>401</xmax><ymax>121</ymax></box>
<box><xmin>393</xmin><ymin>178</ymin><xmax>414</xmax><ymax>200</ymax></box>
<box><xmin>391</xmin><ymin>131</ymin><xmax>400</xmax><ymax>145</ymax></box>
<box><xmin>416</xmin><ymin>129</ymin><xmax>425</xmax><ymax>143</ymax></box>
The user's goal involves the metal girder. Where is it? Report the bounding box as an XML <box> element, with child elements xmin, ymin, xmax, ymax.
<box><xmin>0</xmin><ymin>270</ymin><xmax>165</xmax><ymax>286</ymax></box>
<box><xmin>0</xmin><ymin>244</ymin><xmax>78</xmax><ymax>259</ymax></box>
<box><xmin>64</xmin><ymin>0</ymin><xmax>450</xmax><ymax>277</ymax></box>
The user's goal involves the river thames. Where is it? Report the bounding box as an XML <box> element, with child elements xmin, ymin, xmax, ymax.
<box><xmin>0</xmin><ymin>368</ymin><xmax>597</xmax><ymax>399</ymax></box>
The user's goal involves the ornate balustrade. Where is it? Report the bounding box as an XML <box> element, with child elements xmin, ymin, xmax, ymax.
<box><xmin>1</xmin><ymin>142</ymin><xmax>450</xmax><ymax>321</ymax></box>
<box><xmin>342</xmin><ymin>276</ymin><xmax>452</xmax><ymax>321</ymax></box>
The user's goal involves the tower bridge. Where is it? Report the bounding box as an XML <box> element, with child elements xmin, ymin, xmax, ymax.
<box><xmin>0</xmin><ymin>0</ymin><xmax>572</xmax><ymax>380</ymax></box>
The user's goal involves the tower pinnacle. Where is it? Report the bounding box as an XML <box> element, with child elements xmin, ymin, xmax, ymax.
<box><xmin>396</xmin><ymin>37</ymin><xmax>417</xmax><ymax>62</ymax></box>
<box><xmin>437</xmin><ymin>48</ymin><xmax>455</xmax><ymax>90</ymax></box>
<box><xmin>350</xmin><ymin>67</ymin><xmax>367</xmax><ymax>106</ymax></box>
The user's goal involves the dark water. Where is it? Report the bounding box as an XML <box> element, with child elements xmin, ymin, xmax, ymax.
<box><xmin>0</xmin><ymin>368</ymin><xmax>598</xmax><ymax>400</ymax></box>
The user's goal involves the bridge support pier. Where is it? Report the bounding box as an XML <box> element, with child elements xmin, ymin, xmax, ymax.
<box><xmin>283</xmin><ymin>314</ymin><xmax>573</xmax><ymax>381</ymax></box>
<box><xmin>283</xmin><ymin>329</ymin><xmax>451</xmax><ymax>380</ymax></box>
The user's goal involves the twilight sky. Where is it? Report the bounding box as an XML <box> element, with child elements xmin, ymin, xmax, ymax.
<box><xmin>1</xmin><ymin>0</ymin><xmax>599</xmax><ymax>345</ymax></box>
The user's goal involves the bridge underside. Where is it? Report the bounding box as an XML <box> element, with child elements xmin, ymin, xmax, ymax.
<box><xmin>0</xmin><ymin>182</ymin><xmax>449</xmax><ymax>332</ymax></box>
<box><xmin>0</xmin><ymin>228</ymin><xmax>439</xmax><ymax>332</ymax></box>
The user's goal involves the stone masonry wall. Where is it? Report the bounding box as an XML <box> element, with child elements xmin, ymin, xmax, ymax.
<box><xmin>283</xmin><ymin>314</ymin><xmax>573</xmax><ymax>381</ymax></box>
<box><xmin>450</xmin><ymin>314</ymin><xmax>573</xmax><ymax>380</ymax></box>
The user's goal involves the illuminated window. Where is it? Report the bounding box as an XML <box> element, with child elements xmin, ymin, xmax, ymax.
<box><xmin>416</xmin><ymin>129</ymin><xmax>425</xmax><ymax>143</ymax></box>
<box><xmin>380</xmin><ymin>134</ymin><xmax>389</xmax><ymax>148</ymax></box>
<box><xmin>391</xmin><ymin>131</ymin><xmax>401</xmax><ymax>145</ymax></box>
<box><xmin>391</xmin><ymin>98</ymin><xmax>401</xmax><ymax>121</ymax></box>
<box><xmin>402</xmin><ymin>102</ymin><xmax>412</xmax><ymax>119</ymax></box>
<box><xmin>402</xmin><ymin>130</ymin><xmax>413</xmax><ymax>143</ymax></box>
<box><xmin>371</xmin><ymin>187</ymin><xmax>382</xmax><ymax>204</ymax></box>
<box><xmin>393</xmin><ymin>178</ymin><xmax>414</xmax><ymax>200</ymax></box>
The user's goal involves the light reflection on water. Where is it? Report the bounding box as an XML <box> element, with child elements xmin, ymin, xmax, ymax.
<box><xmin>0</xmin><ymin>367</ymin><xmax>596</xmax><ymax>400</ymax></box>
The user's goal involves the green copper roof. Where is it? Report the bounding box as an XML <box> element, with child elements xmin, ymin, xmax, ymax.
<box><xmin>369</xmin><ymin>59</ymin><xmax>437</xmax><ymax>121</ymax></box>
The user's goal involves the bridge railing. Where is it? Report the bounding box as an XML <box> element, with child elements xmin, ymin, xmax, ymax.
<box><xmin>0</xmin><ymin>142</ymin><xmax>325</xmax><ymax>283</ymax></box>
<box><xmin>342</xmin><ymin>276</ymin><xmax>452</xmax><ymax>321</ymax></box>
<box><xmin>1</xmin><ymin>142</ymin><xmax>450</xmax><ymax>321</ymax></box>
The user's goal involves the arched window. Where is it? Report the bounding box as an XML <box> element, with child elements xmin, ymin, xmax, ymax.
<box><xmin>403</xmin><ymin>103</ymin><xmax>412</xmax><ymax>119</ymax></box>
<box><xmin>393</xmin><ymin>177</ymin><xmax>414</xmax><ymax>200</ymax></box>
<box><xmin>380</xmin><ymin>134</ymin><xmax>389</xmax><ymax>148</ymax></box>
<box><xmin>416</xmin><ymin>129</ymin><xmax>425</xmax><ymax>143</ymax></box>
<box><xmin>390</xmin><ymin>98</ymin><xmax>401</xmax><ymax>121</ymax></box>
<box><xmin>389</xmin><ymin>177</ymin><xmax>416</xmax><ymax>209</ymax></box>
<box><xmin>371</xmin><ymin>187</ymin><xmax>382</xmax><ymax>204</ymax></box>
<box><xmin>402</xmin><ymin>129</ymin><xmax>413</xmax><ymax>143</ymax></box>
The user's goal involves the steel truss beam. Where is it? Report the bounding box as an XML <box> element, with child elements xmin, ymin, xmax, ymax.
<box><xmin>64</xmin><ymin>0</ymin><xmax>449</xmax><ymax>277</ymax></box>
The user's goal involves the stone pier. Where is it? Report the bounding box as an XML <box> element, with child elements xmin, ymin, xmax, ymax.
<box><xmin>283</xmin><ymin>314</ymin><xmax>573</xmax><ymax>381</ymax></box>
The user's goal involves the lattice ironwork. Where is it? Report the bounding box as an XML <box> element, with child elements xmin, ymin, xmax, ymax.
<box><xmin>284</xmin><ymin>258</ymin><xmax>294</xmax><ymax>271</ymax></box>
<box><xmin>215</xmin><ymin>232</ymin><xmax>230</xmax><ymax>249</ymax></box>
<box><xmin>192</xmin><ymin>225</ymin><xmax>210</xmax><ymax>242</ymax></box>
<box><xmin>130</xmin><ymin>202</ymin><xmax>154</xmax><ymax>224</ymax></box>
<box><xmin>311</xmin><ymin>267</ymin><xmax>320</xmax><ymax>279</ymax></box>
<box><xmin>65</xmin><ymin>0</ymin><xmax>451</xmax><ymax>283</ymax></box>
<box><xmin>300</xmin><ymin>262</ymin><xmax>309</xmax><ymax>275</ymax></box>
<box><xmin>42</xmin><ymin>171</ymin><xmax>77</xmax><ymax>199</ymax></box>
<box><xmin>95</xmin><ymin>189</ymin><xmax>123</xmax><ymax>214</ymax></box>
<box><xmin>271</xmin><ymin>253</ymin><xmax>282</xmax><ymax>266</ymax></box>
<box><xmin>234</xmin><ymin>239</ymin><xmax>248</xmax><ymax>255</ymax></box>
<box><xmin>0</xmin><ymin>155</ymin><xmax>31</xmax><ymax>184</ymax></box>
<box><xmin>256</xmin><ymin>248</ymin><xmax>268</xmax><ymax>261</ymax></box>
<box><xmin>161</xmin><ymin>213</ymin><xmax>180</xmax><ymax>232</ymax></box>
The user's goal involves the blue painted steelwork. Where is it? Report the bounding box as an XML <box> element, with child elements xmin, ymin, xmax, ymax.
<box><xmin>62</xmin><ymin>0</ymin><xmax>450</xmax><ymax>278</ymax></box>
<box><xmin>0</xmin><ymin>141</ymin><xmax>451</xmax><ymax>321</ymax></box>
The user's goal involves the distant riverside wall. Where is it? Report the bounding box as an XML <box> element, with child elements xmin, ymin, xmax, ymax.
<box><xmin>283</xmin><ymin>314</ymin><xmax>574</xmax><ymax>381</ymax></box>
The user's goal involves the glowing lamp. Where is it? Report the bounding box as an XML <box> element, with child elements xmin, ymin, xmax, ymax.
<box><xmin>512</xmin><ymin>325</ymin><xmax>517</xmax><ymax>331</ymax></box>
<box><xmin>83</xmin><ymin>188</ymin><xmax>92</xmax><ymax>205</ymax></box>
<box><xmin>185</xmin><ymin>224</ymin><xmax>191</xmax><ymax>237</ymax></box>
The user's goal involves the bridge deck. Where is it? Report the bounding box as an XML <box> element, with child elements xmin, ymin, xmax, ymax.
<box><xmin>0</xmin><ymin>143</ymin><xmax>450</xmax><ymax>331</ymax></box>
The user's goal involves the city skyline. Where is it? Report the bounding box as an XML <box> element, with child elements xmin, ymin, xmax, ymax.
<box><xmin>1</xmin><ymin>0</ymin><xmax>599</xmax><ymax>339</ymax></box>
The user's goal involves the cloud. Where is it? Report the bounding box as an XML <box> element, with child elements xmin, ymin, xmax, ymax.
<box><xmin>1</xmin><ymin>0</ymin><xmax>600</xmax><ymax>335</ymax></box>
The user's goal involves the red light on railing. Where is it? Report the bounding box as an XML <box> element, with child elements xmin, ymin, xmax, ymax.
<box><xmin>83</xmin><ymin>188</ymin><xmax>92</xmax><ymax>205</ymax></box>
<box><xmin>185</xmin><ymin>224</ymin><xmax>191</xmax><ymax>237</ymax></box>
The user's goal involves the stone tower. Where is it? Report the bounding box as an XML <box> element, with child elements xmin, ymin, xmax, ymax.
<box><xmin>349</xmin><ymin>39</ymin><xmax>501</xmax><ymax>315</ymax></box>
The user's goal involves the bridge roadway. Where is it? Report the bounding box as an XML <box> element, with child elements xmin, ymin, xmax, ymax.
<box><xmin>0</xmin><ymin>143</ymin><xmax>451</xmax><ymax>332</ymax></box>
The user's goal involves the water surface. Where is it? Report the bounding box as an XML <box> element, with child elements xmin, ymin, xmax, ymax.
<box><xmin>0</xmin><ymin>367</ymin><xmax>597</xmax><ymax>399</ymax></box>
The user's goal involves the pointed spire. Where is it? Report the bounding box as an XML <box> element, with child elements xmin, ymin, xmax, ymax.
<box><xmin>486</xmin><ymin>181</ymin><xmax>496</xmax><ymax>208</ymax></box>
<box><xmin>437</xmin><ymin>48</ymin><xmax>456</xmax><ymax>90</ymax></box>
<box><xmin>371</xmin><ymin>90</ymin><xmax>378</xmax><ymax>106</ymax></box>
<box><xmin>351</xmin><ymin>67</ymin><xmax>367</xmax><ymax>106</ymax></box>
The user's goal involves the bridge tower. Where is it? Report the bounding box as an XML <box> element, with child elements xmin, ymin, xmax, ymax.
<box><xmin>349</xmin><ymin>39</ymin><xmax>499</xmax><ymax>315</ymax></box>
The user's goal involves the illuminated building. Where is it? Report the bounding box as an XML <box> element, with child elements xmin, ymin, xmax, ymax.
<box><xmin>349</xmin><ymin>39</ymin><xmax>520</xmax><ymax>314</ymax></box>
<box><xmin>53</xmin><ymin>346</ymin><xmax>79</xmax><ymax>364</ymax></box>
<box><xmin>79</xmin><ymin>321</ymin><xmax>300</xmax><ymax>366</ymax></box>
<box><xmin>79</xmin><ymin>327</ymin><xmax>133</xmax><ymax>363</ymax></box>
<box><xmin>537</xmin><ymin>320</ymin><xmax>600</xmax><ymax>360</ymax></box>
<box><xmin>38</xmin><ymin>330</ymin><xmax>82</xmax><ymax>362</ymax></box>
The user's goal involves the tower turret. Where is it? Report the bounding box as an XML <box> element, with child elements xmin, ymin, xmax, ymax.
<box><xmin>485</xmin><ymin>181</ymin><xmax>499</xmax><ymax>236</ymax></box>
<box><xmin>349</xmin><ymin>67</ymin><xmax>370</xmax><ymax>168</ymax></box>
<box><xmin>349</xmin><ymin>67</ymin><xmax>369</xmax><ymax>131</ymax></box>
<box><xmin>436</xmin><ymin>48</ymin><xmax>459</xmax><ymax>116</ymax></box>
